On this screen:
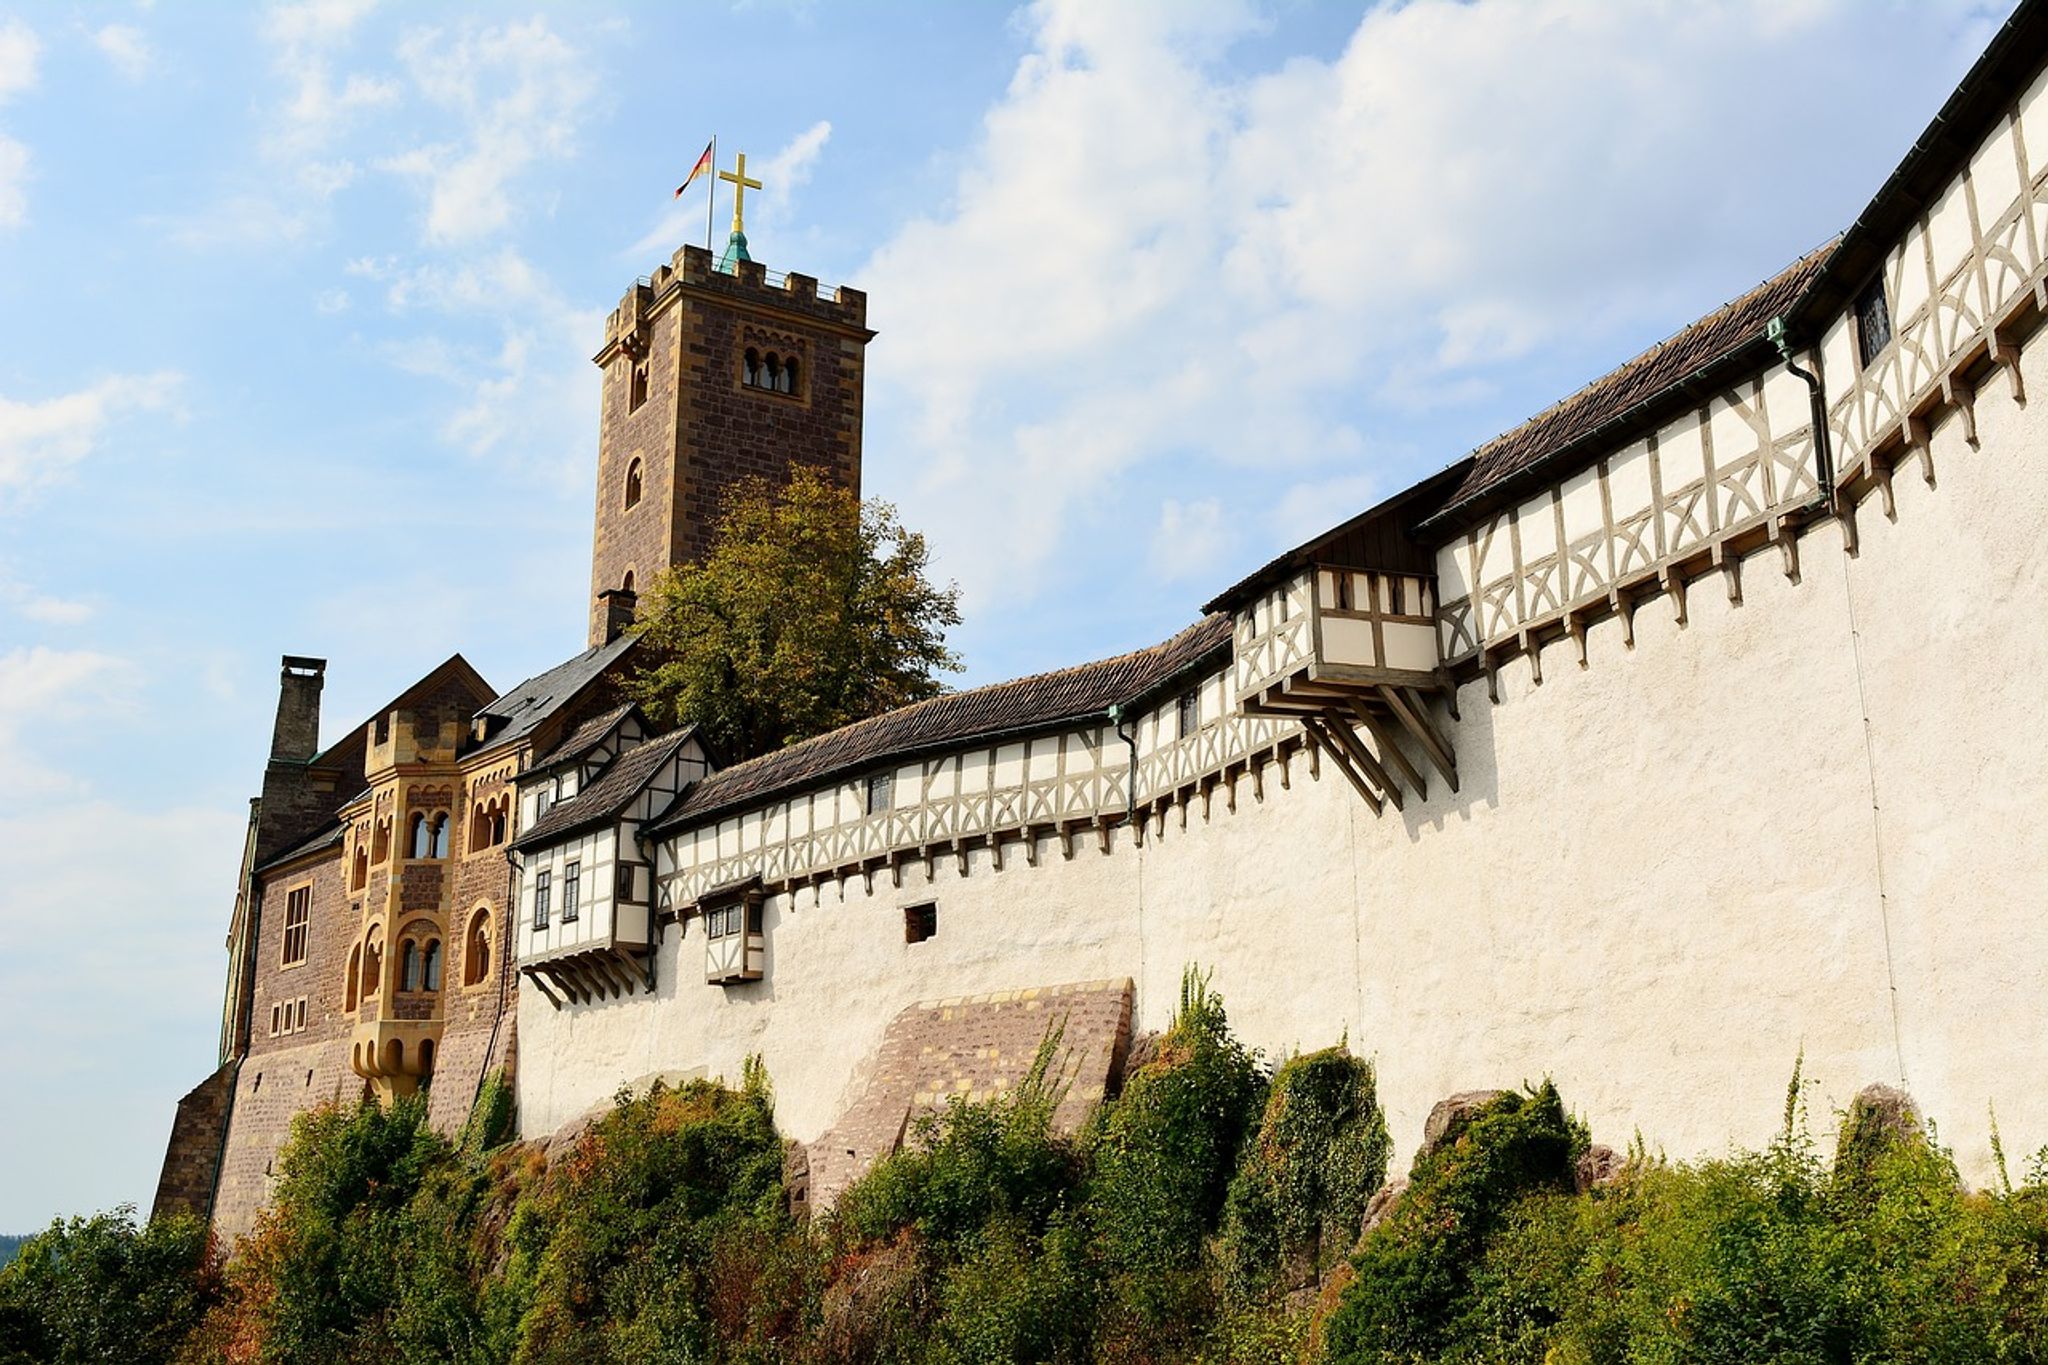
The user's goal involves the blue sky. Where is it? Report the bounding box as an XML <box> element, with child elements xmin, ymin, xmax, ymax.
<box><xmin>0</xmin><ymin>0</ymin><xmax>2013</xmax><ymax>1229</ymax></box>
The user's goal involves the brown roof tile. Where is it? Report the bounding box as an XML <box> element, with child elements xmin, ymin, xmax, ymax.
<box><xmin>1426</xmin><ymin>245</ymin><xmax>1831</xmax><ymax>527</ymax></box>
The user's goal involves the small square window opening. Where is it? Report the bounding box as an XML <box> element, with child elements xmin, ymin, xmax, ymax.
<box><xmin>904</xmin><ymin>902</ymin><xmax>937</xmax><ymax>945</ymax></box>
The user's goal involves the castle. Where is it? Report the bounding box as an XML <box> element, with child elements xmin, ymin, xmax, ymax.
<box><xmin>160</xmin><ymin>5</ymin><xmax>2048</xmax><ymax>1240</ymax></box>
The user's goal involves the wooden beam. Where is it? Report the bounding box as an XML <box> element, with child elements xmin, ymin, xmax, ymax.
<box><xmin>1347</xmin><ymin>698</ymin><xmax>1427</xmax><ymax>799</ymax></box>
<box><xmin>1321</xmin><ymin>713</ymin><xmax>1403</xmax><ymax>810</ymax></box>
<box><xmin>524</xmin><ymin>966</ymin><xmax>564</xmax><ymax>1011</ymax></box>
<box><xmin>1381</xmin><ymin>685</ymin><xmax>1459</xmax><ymax>794</ymax></box>
<box><xmin>1298</xmin><ymin>714</ymin><xmax>1383</xmax><ymax>815</ymax></box>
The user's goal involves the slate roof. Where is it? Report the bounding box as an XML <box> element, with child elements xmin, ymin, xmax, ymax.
<box><xmin>532</xmin><ymin>702</ymin><xmax>640</xmax><ymax>772</ymax></box>
<box><xmin>648</xmin><ymin>615</ymin><xmax>1232</xmax><ymax>834</ymax></box>
<box><xmin>514</xmin><ymin>727</ymin><xmax>699</xmax><ymax>851</ymax></box>
<box><xmin>469</xmin><ymin>632</ymin><xmax>638</xmax><ymax>757</ymax></box>
<box><xmin>1420</xmin><ymin>244</ymin><xmax>1831</xmax><ymax>531</ymax></box>
<box><xmin>255</xmin><ymin>821</ymin><xmax>344</xmax><ymax>874</ymax></box>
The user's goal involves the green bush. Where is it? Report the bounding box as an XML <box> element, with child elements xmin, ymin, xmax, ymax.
<box><xmin>1323</xmin><ymin>1082</ymin><xmax>1583</xmax><ymax>1363</ymax></box>
<box><xmin>1221</xmin><ymin>1044</ymin><xmax>1390</xmax><ymax>1301</ymax></box>
<box><xmin>1085</xmin><ymin>969</ymin><xmax>1266</xmax><ymax>1351</ymax></box>
<box><xmin>508</xmin><ymin>1077</ymin><xmax>790</xmax><ymax>1362</ymax></box>
<box><xmin>0</xmin><ymin>1206</ymin><xmax>218</xmax><ymax>1365</ymax></box>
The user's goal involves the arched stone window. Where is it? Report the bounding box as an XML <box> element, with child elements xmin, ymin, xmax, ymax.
<box><xmin>764</xmin><ymin>352</ymin><xmax>781</xmax><ymax>390</ymax></box>
<box><xmin>777</xmin><ymin>355</ymin><xmax>797</xmax><ymax>394</ymax></box>
<box><xmin>490</xmin><ymin>801</ymin><xmax>508</xmax><ymax>846</ymax></box>
<box><xmin>352</xmin><ymin>845</ymin><xmax>368</xmax><ymax>891</ymax></box>
<box><xmin>429</xmin><ymin>813</ymin><xmax>450</xmax><ymax>859</ymax></box>
<box><xmin>418</xmin><ymin>1038</ymin><xmax>436</xmax><ymax>1078</ymax></box>
<box><xmin>345</xmin><ymin>944</ymin><xmax>362</xmax><ymax>1011</ymax></box>
<box><xmin>362</xmin><ymin>935</ymin><xmax>382</xmax><ymax>998</ymax></box>
<box><xmin>622</xmin><ymin>569</ymin><xmax>635</xmax><ymax>596</ymax></box>
<box><xmin>464</xmin><ymin>909</ymin><xmax>492</xmax><ymax>987</ymax></box>
<box><xmin>624</xmin><ymin>458</ymin><xmax>643</xmax><ymax>510</ymax></box>
<box><xmin>628</xmin><ymin>360</ymin><xmax>649</xmax><ymax>412</ymax></box>
<box><xmin>743</xmin><ymin>348</ymin><xmax>761</xmax><ymax>387</ymax></box>
<box><xmin>400</xmin><ymin>939</ymin><xmax>421</xmax><ymax>992</ymax></box>
<box><xmin>371</xmin><ymin>818</ymin><xmax>390</xmax><ymax>865</ymax></box>
<box><xmin>409</xmin><ymin>812</ymin><xmax>429</xmax><ymax>859</ymax></box>
<box><xmin>423</xmin><ymin>939</ymin><xmax>442</xmax><ymax>991</ymax></box>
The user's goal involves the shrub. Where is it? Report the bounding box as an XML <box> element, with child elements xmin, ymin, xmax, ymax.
<box><xmin>1220</xmin><ymin>1044</ymin><xmax>1390</xmax><ymax>1301</ymax></box>
<box><xmin>1323</xmin><ymin>1081</ymin><xmax>1583</xmax><ymax>1363</ymax></box>
<box><xmin>508</xmin><ymin>1077</ymin><xmax>789</xmax><ymax>1362</ymax></box>
<box><xmin>1086</xmin><ymin>969</ymin><xmax>1265</xmax><ymax>1349</ymax></box>
<box><xmin>832</xmin><ymin>1029</ymin><xmax>1081</xmax><ymax>1255</ymax></box>
<box><xmin>0</xmin><ymin>1206</ymin><xmax>218</xmax><ymax>1365</ymax></box>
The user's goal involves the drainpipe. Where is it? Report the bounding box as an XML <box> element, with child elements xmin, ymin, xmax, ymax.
<box><xmin>1108</xmin><ymin>704</ymin><xmax>1141</xmax><ymax>845</ymax></box>
<box><xmin>1769</xmin><ymin>316</ymin><xmax>1836</xmax><ymax>512</ymax></box>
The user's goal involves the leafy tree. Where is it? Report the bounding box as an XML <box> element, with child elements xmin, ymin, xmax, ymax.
<box><xmin>0</xmin><ymin>1205</ymin><xmax>218</xmax><ymax>1365</ymax></box>
<box><xmin>629</xmin><ymin>469</ymin><xmax>961</xmax><ymax>758</ymax></box>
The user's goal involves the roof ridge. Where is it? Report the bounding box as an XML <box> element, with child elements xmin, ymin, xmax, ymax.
<box><xmin>1466</xmin><ymin>241</ymin><xmax>1834</xmax><ymax>468</ymax></box>
<box><xmin>697</xmin><ymin>614</ymin><xmax>1226</xmax><ymax>788</ymax></box>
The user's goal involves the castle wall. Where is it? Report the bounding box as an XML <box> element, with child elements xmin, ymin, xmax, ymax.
<box><xmin>518</xmin><ymin>326</ymin><xmax>2047</xmax><ymax>1187</ymax></box>
<box><xmin>211</xmin><ymin>851</ymin><xmax>360</xmax><ymax>1244</ymax></box>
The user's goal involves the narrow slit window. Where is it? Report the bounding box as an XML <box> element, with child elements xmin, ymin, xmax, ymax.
<box><xmin>628</xmin><ymin>360</ymin><xmax>649</xmax><ymax>412</ymax></box>
<box><xmin>533</xmin><ymin>870</ymin><xmax>551</xmax><ymax>930</ymax></box>
<box><xmin>1177</xmin><ymin>689</ymin><xmax>1199</xmax><ymax>740</ymax></box>
<box><xmin>1855</xmin><ymin>277</ymin><xmax>1892</xmax><ymax>369</ymax></box>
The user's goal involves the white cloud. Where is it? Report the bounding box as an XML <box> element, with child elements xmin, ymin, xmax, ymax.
<box><xmin>860</xmin><ymin>0</ymin><xmax>1988</xmax><ymax>617</ymax></box>
<box><xmin>0</xmin><ymin>20</ymin><xmax>36</xmax><ymax>100</ymax></box>
<box><xmin>358</xmin><ymin>248</ymin><xmax>601</xmax><ymax>482</ymax></box>
<box><xmin>629</xmin><ymin>121</ymin><xmax>833</xmax><ymax>261</ymax></box>
<box><xmin>1149</xmin><ymin>496</ymin><xmax>1231</xmax><ymax>584</ymax></box>
<box><xmin>314</xmin><ymin>286</ymin><xmax>351</xmax><ymax>314</ymax></box>
<box><xmin>0</xmin><ymin>20</ymin><xmax>38</xmax><ymax>227</ymax></box>
<box><xmin>381</xmin><ymin>18</ymin><xmax>596</xmax><ymax>245</ymax></box>
<box><xmin>0</xmin><ymin>646</ymin><xmax>137</xmax><ymax>796</ymax></box>
<box><xmin>92</xmin><ymin>23</ymin><xmax>151</xmax><ymax>80</ymax></box>
<box><xmin>0</xmin><ymin>374</ymin><xmax>181</xmax><ymax>507</ymax></box>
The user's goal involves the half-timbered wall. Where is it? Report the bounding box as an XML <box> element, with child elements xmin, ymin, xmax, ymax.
<box><xmin>1822</xmin><ymin>61</ymin><xmax>2048</xmax><ymax>474</ymax></box>
<box><xmin>654</xmin><ymin>668</ymin><xmax>1295</xmax><ymax>910</ymax></box>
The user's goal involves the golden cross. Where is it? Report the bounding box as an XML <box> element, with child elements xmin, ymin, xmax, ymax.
<box><xmin>718</xmin><ymin>151</ymin><xmax>763</xmax><ymax>236</ymax></box>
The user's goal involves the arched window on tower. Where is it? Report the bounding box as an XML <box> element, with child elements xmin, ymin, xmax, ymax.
<box><xmin>400</xmin><ymin>939</ymin><xmax>421</xmax><ymax>992</ymax></box>
<box><xmin>409</xmin><ymin>812</ymin><xmax>429</xmax><ymax>859</ymax></box>
<box><xmin>628</xmin><ymin>360</ymin><xmax>649</xmax><ymax>412</ymax></box>
<box><xmin>430</xmin><ymin>813</ymin><xmax>449</xmax><ymax>859</ymax></box>
<box><xmin>780</xmin><ymin>355</ymin><xmax>799</xmax><ymax>395</ymax></box>
<box><xmin>743</xmin><ymin>348</ymin><xmax>761</xmax><ymax>387</ymax></box>
<box><xmin>362</xmin><ymin>936</ymin><xmax>382</xmax><ymax>998</ymax></box>
<box><xmin>624</xmin><ymin>458</ymin><xmax>643</xmax><ymax>510</ymax></box>
<box><xmin>423</xmin><ymin>939</ymin><xmax>442</xmax><ymax>991</ymax></box>
<box><xmin>490</xmin><ymin>800</ymin><xmax>508</xmax><ymax>846</ymax></box>
<box><xmin>352</xmin><ymin>845</ymin><xmax>368</xmax><ymax>891</ymax></box>
<box><xmin>345</xmin><ymin>944</ymin><xmax>362</xmax><ymax>1011</ymax></box>
<box><xmin>371</xmin><ymin>818</ymin><xmax>390</xmax><ymax>865</ymax></box>
<box><xmin>464</xmin><ymin>909</ymin><xmax>492</xmax><ymax>987</ymax></box>
<box><xmin>622</xmin><ymin>570</ymin><xmax>635</xmax><ymax>596</ymax></box>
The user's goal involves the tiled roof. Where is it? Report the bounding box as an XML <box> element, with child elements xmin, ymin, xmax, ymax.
<box><xmin>533</xmin><ymin>702</ymin><xmax>639</xmax><ymax>772</ymax></box>
<box><xmin>469</xmin><ymin>633</ymin><xmax>638</xmax><ymax>757</ymax></box>
<box><xmin>255</xmin><ymin>821</ymin><xmax>343</xmax><ymax>874</ymax></box>
<box><xmin>514</xmin><ymin>727</ymin><xmax>698</xmax><ymax>851</ymax></box>
<box><xmin>649</xmin><ymin>615</ymin><xmax>1232</xmax><ymax>834</ymax></box>
<box><xmin>1423</xmin><ymin>245</ymin><xmax>1831</xmax><ymax>528</ymax></box>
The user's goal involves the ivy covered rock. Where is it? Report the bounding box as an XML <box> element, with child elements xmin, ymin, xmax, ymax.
<box><xmin>1220</xmin><ymin>1044</ymin><xmax>1391</xmax><ymax>1299</ymax></box>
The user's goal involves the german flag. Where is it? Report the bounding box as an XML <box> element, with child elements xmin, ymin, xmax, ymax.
<box><xmin>674</xmin><ymin>140</ymin><xmax>714</xmax><ymax>198</ymax></box>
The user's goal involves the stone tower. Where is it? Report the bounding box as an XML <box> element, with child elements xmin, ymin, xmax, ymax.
<box><xmin>586</xmin><ymin>243</ymin><xmax>874</xmax><ymax>646</ymax></box>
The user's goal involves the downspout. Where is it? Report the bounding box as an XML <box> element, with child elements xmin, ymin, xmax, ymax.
<box><xmin>636</xmin><ymin>825</ymin><xmax>659</xmax><ymax>993</ymax></box>
<box><xmin>1769</xmin><ymin>316</ymin><xmax>1836</xmax><ymax>512</ymax></box>
<box><xmin>1107</xmin><ymin>704</ymin><xmax>1140</xmax><ymax>845</ymax></box>
<box><xmin>470</xmin><ymin>844</ymin><xmax>518</xmax><ymax>1121</ymax></box>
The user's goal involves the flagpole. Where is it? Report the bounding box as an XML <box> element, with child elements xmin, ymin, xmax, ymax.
<box><xmin>706</xmin><ymin>134</ymin><xmax>717</xmax><ymax>254</ymax></box>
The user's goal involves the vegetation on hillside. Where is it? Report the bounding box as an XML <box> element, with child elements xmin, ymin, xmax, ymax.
<box><xmin>629</xmin><ymin>469</ymin><xmax>962</xmax><ymax>759</ymax></box>
<box><xmin>9</xmin><ymin>981</ymin><xmax>2048</xmax><ymax>1363</ymax></box>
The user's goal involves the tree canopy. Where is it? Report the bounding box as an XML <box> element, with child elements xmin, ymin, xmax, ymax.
<box><xmin>628</xmin><ymin>469</ymin><xmax>961</xmax><ymax>760</ymax></box>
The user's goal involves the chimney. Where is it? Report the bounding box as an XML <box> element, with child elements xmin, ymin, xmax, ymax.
<box><xmin>271</xmin><ymin>656</ymin><xmax>326</xmax><ymax>764</ymax></box>
<box><xmin>598</xmin><ymin>588</ymin><xmax>639</xmax><ymax>644</ymax></box>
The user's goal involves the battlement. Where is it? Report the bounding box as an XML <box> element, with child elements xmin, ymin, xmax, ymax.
<box><xmin>366</xmin><ymin>707</ymin><xmax>464</xmax><ymax>774</ymax></box>
<box><xmin>598</xmin><ymin>243</ymin><xmax>868</xmax><ymax>359</ymax></box>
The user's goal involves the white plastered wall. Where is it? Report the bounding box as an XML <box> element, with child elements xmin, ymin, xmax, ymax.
<box><xmin>518</xmin><ymin>329</ymin><xmax>2047</xmax><ymax>1181</ymax></box>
